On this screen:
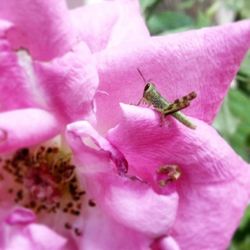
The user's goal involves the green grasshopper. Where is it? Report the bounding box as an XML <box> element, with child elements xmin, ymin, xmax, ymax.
<box><xmin>137</xmin><ymin>69</ymin><xmax>197</xmax><ymax>129</ymax></box>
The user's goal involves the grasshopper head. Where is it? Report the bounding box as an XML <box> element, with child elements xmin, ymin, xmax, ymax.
<box><xmin>143</xmin><ymin>82</ymin><xmax>156</xmax><ymax>97</ymax></box>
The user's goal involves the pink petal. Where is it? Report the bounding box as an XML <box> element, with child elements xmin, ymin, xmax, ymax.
<box><xmin>160</xmin><ymin>237</ymin><xmax>180</xmax><ymax>250</ymax></box>
<box><xmin>0</xmin><ymin>108</ymin><xmax>61</xmax><ymax>153</ymax></box>
<box><xmin>95</xmin><ymin>20</ymin><xmax>250</xmax><ymax>132</ymax></box>
<box><xmin>171</xmin><ymin>176</ymin><xmax>249</xmax><ymax>250</ymax></box>
<box><xmin>108</xmin><ymin>103</ymin><xmax>250</xmax><ymax>249</ymax></box>
<box><xmin>5</xmin><ymin>208</ymin><xmax>36</xmax><ymax>226</ymax></box>
<box><xmin>70</xmin><ymin>0</ymin><xmax>149</xmax><ymax>53</ymax></box>
<box><xmin>0</xmin><ymin>0</ymin><xmax>75</xmax><ymax>60</ymax></box>
<box><xmin>66</xmin><ymin>121</ymin><xmax>128</xmax><ymax>174</ymax></box>
<box><xmin>0</xmin><ymin>19</ymin><xmax>12</xmax><ymax>36</ymax></box>
<box><xmin>81</xmin><ymin>209</ymin><xmax>152</xmax><ymax>250</ymax></box>
<box><xmin>66</xmin><ymin>121</ymin><xmax>114</xmax><ymax>174</ymax></box>
<box><xmin>0</xmin><ymin>23</ymin><xmax>33</xmax><ymax>110</ymax></box>
<box><xmin>34</xmin><ymin>42</ymin><xmax>98</xmax><ymax>123</ymax></box>
<box><xmin>3</xmin><ymin>224</ymin><xmax>67</xmax><ymax>250</ymax></box>
<box><xmin>151</xmin><ymin>236</ymin><xmax>180</xmax><ymax>250</ymax></box>
<box><xmin>106</xmin><ymin>0</ymin><xmax>149</xmax><ymax>49</ymax></box>
<box><xmin>66</xmin><ymin>121</ymin><xmax>179</xmax><ymax>237</ymax></box>
<box><xmin>101</xmin><ymin>177</ymin><xmax>178</xmax><ymax>236</ymax></box>
<box><xmin>24</xmin><ymin>224</ymin><xmax>67</xmax><ymax>250</ymax></box>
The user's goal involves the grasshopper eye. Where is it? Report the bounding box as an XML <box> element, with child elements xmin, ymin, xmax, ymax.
<box><xmin>144</xmin><ymin>83</ymin><xmax>151</xmax><ymax>92</ymax></box>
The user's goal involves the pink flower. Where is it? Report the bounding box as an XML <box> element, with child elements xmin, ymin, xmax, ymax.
<box><xmin>0</xmin><ymin>0</ymin><xmax>249</xmax><ymax>250</ymax></box>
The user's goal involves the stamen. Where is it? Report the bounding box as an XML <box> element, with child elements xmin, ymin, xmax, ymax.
<box><xmin>65</xmin><ymin>222</ymin><xmax>72</xmax><ymax>230</ymax></box>
<box><xmin>156</xmin><ymin>164</ymin><xmax>181</xmax><ymax>187</ymax></box>
<box><xmin>74</xmin><ymin>227</ymin><xmax>82</xmax><ymax>236</ymax></box>
<box><xmin>1</xmin><ymin>145</ymin><xmax>86</xmax><ymax>235</ymax></box>
<box><xmin>88</xmin><ymin>199</ymin><xmax>96</xmax><ymax>207</ymax></box>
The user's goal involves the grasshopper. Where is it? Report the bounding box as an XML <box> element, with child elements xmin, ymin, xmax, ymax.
<box><xmin>137</xmin><ymin>69</ymin><xmax>197</xmax><ymax>129</ymax></box>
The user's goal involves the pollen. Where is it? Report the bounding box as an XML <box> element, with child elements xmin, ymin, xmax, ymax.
<box><xmin>1</xmin><ymin>145</ymin><xmax>90</xmax><ymax>236</ymax></box>
<box><xmin>156</xmin><ymin>164</ymin><xmax>181</xmax><ymax>187</ymax></box>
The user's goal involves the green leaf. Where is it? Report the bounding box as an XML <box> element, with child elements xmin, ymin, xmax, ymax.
<box><xmin>230</xmin><ymin>206</ymin><xmax>250</xmax><ymax>249</ymax></box>
<box><xmin>196</xmin><ymin>11</ymin><xmax>213</xmax><ymax>28</ymax></box>
<box><xmin>237</xmin><ymin>52</ymin><xmax>250</xmax><ymax>96</ymax></box>
<box><xmin>178</xmin><ymin>0</ymin><xmax>197</xmax><ymax>10</ymax></box>
<box><xmin>140</xmin><ymin>0</ymin><xmax>159</xmax><ymax>11</ymax></box>
<box><xmin>213</xmin><ymin>94</ymin><xmax>240</xmax><ymax>140</ymax></box>
<box><xmin>239</xmin><ymin>52</ymin><xmax>250</xmax><ymax>78</ymax></box>
<box><xmin>228</xmin><ymin>88</ymin><xmax>250</xmax><ymax>123</ymax></box>
<box><xmin>147</xmin><ymin>11</ymin><xmax>194</xmax><ymax>35</ymax></box>
<box><xmin>213</xmin><ymin>88</ymin><xmax>250</xmax><ymax>162</ymax></box>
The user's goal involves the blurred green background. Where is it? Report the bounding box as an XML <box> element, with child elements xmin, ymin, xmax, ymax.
<box><xmin>139</xmin><ymin>0</ymin><xmax>250</xmax><ymax>249</ymax></box>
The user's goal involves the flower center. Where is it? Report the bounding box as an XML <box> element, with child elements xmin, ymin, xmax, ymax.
<box><xmin>0</xmin><ymin>145</ymin><xmax>93</xmax><ymax>236</ymax></box>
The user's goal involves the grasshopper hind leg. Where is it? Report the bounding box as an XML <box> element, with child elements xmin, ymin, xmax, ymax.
<box><xmin>163</xmin><ymin>91</ymin><xmax>197</xmax><ymax>116</ymax></box>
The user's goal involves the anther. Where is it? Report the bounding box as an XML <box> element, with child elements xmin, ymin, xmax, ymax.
<box><xmin>2</xmin><ymin>145</ymin><xmax>86</xmax><ymax>235</ymax></box>
<box><xmin>74</xmin><ymin>228</ymin><xmax>82</xmax><ymax>236</ymax></box>
<box><xmin>156</xmin><ymin>164</ymin><xmax>181</xmax><ymax>187</ymax></box>
<box><xmin>88</xmin><ymin>200</ymin><xmax>96</xmax><ymax>207</ymax></box>
<box><xmin>63</xmin><ymin>208</ymin><xmax>68</xmax><ymax>213</ymax></box>
<box><xmin>70</xmin><ymin>209</ymin><xmax>80</xmax><ymax>216</ymax></box>
<box><xmin>67</xmin><ymin>202</ymin><xmax>73</xmax><ymax>208</ymax></box>
<box><xmin>65</xmin><ymin>222</ymin><xmax>72</xmax><ymax>230</ymax></box>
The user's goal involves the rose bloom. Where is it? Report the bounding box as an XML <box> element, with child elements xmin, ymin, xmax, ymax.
<box><xmin>0</xmin><ymin>0</ymin><xmax>249</xmax><ymax>250</ymax></box>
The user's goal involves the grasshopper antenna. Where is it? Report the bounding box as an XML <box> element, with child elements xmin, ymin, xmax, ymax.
<box><xmin>137</xmin><ymin>68</ymin><xmax>147</xmax><ymax>84</ymax></box>
<box><xmin>136</xmin><ymin>68</ymin><xmax>148</xmax><ymax>106</ymax></box>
